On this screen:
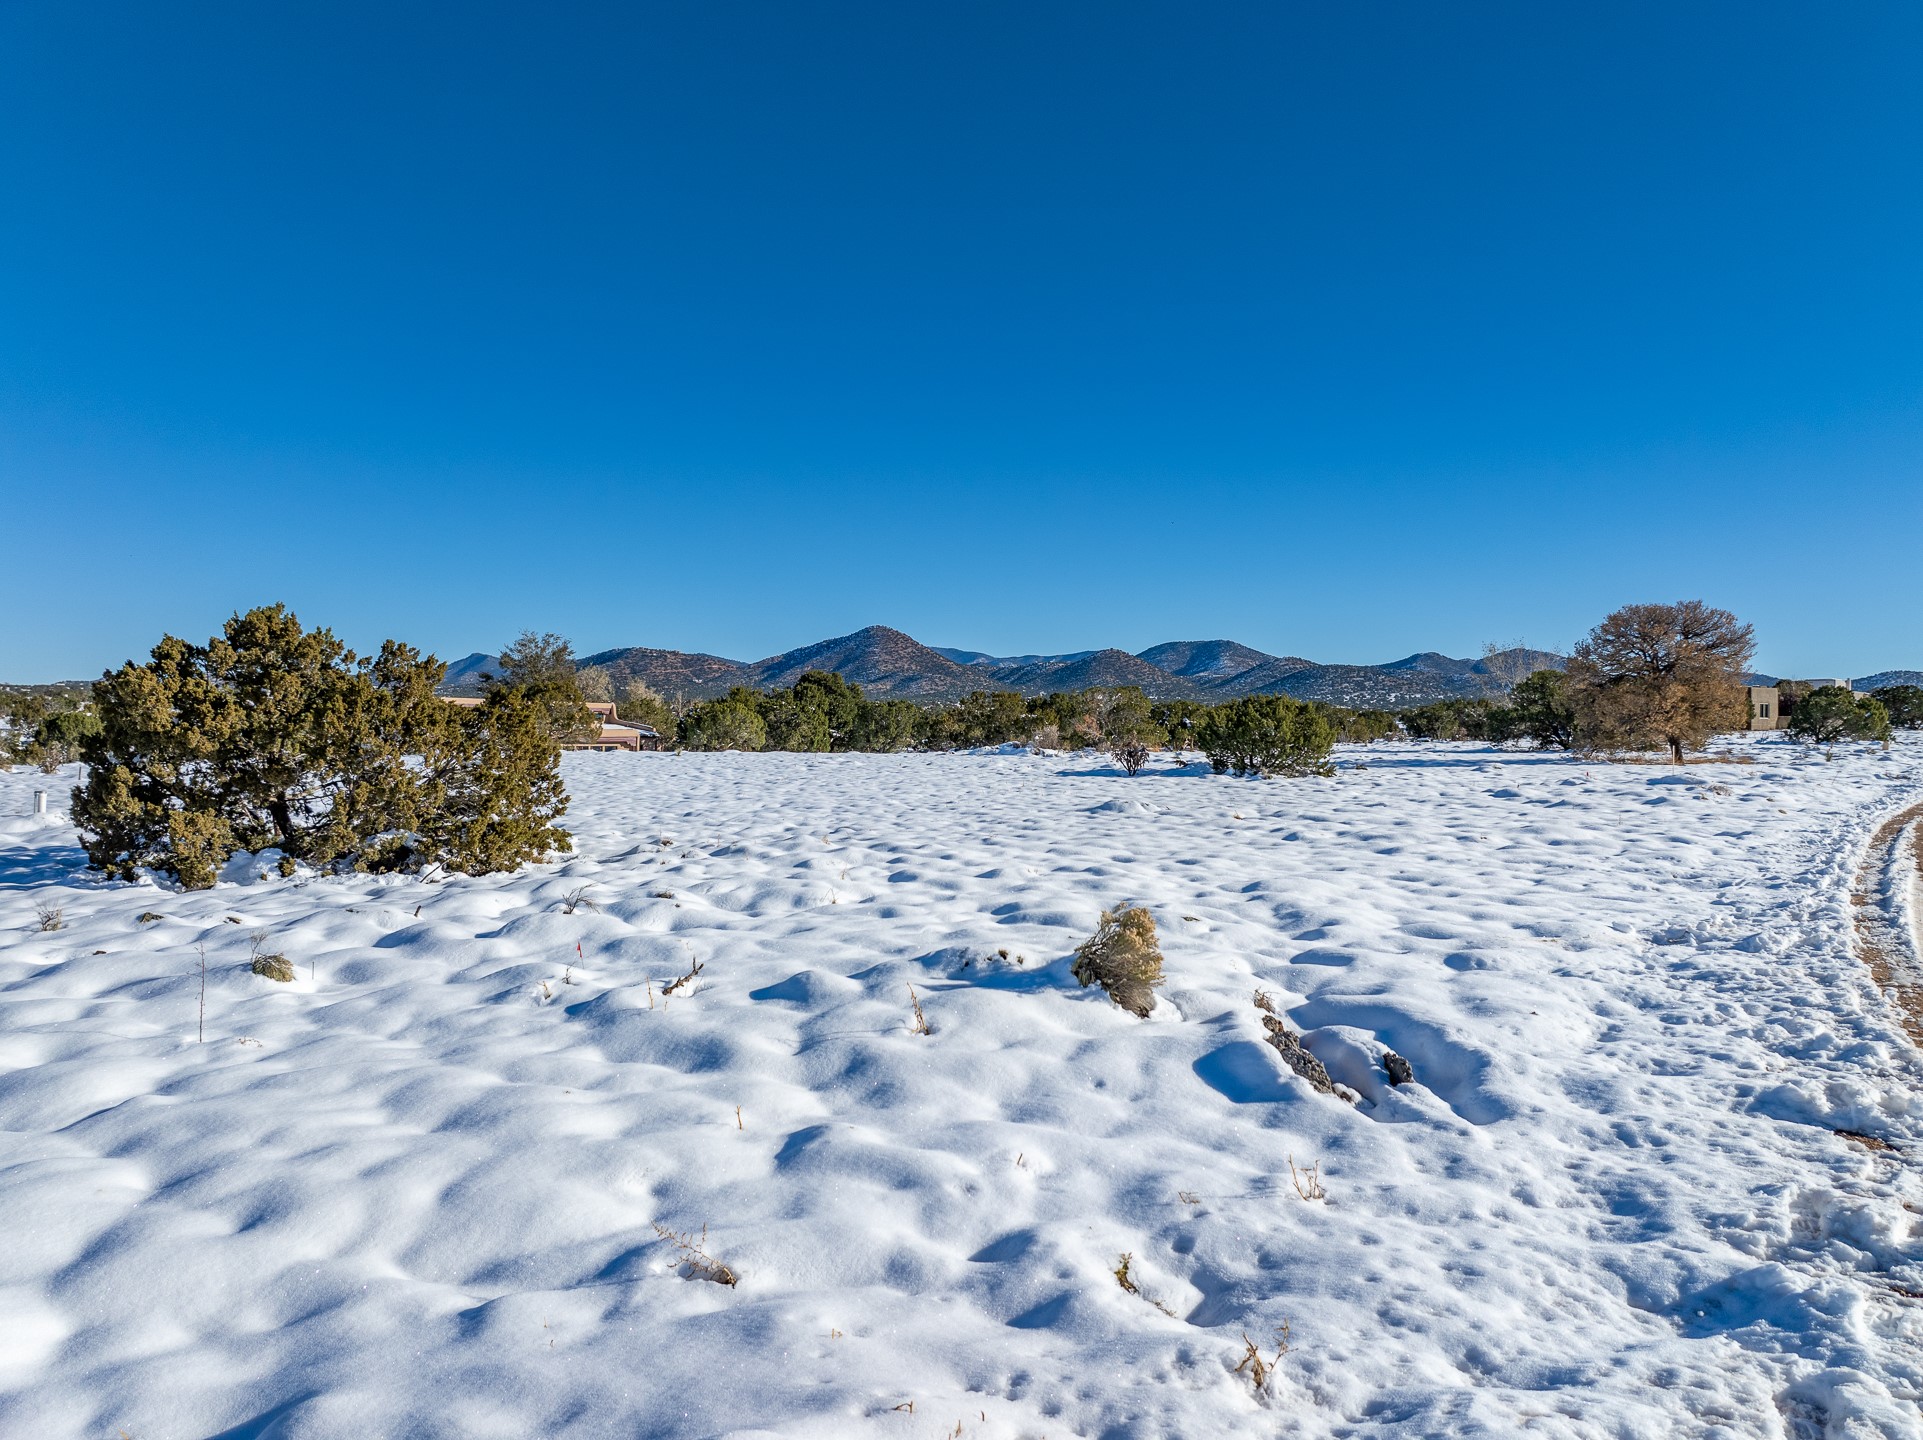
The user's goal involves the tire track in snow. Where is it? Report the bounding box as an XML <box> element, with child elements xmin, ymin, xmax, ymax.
<box><xmin>1853</xmin><ymin>801</ymin><xmax>1923</xmax><ymax>1047</ymax></box>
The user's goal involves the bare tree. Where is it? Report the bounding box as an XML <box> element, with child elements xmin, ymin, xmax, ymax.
<box><xmin>1477</xmin><ymin>639</ymin><xmax>1546</xmax><ymax>698</ymax></box>
<box><xmin>1565</xmin><ymin>601</ymin><xmax>1754</xmax><ymax>763</ymax></box>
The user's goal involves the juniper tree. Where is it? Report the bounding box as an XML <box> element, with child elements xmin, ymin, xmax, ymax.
<box><xmin>1787</xmin><ymin>687</ymin><xmax>1892</xmax><ymax>744</ymax></box>
<box><xmin>1508</xmin><ymin>669</ymin><xmax>1576</xmax><ymax>749</ymax></box>
<box><xmin>1871</xmin><ymin>684</ymin><xmax>1923</xmax><ymax>730</ymax></box>
<box><xmin>679</xmin><ymin>692</ymin><xmax>768</xmax><ymax>751</ymax></box>
<box><xmin>73</xmin><ymin>605</ymin><xmax>571</xmax><ymax>888</ymax></box>
<box><xmin>1195</xmin><ymin>695</ymin><xmax>1335</xmax><ymax>777</ymax></box>
<box><xmin>490</xmin><ymin>631</ymin><xmax>599</xmax><ymax>744</ymax></box>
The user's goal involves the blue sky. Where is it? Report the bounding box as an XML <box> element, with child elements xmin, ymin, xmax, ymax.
<box><xmin>3</xmin><ymin>2</ymin><xmax>1919</xmax><ymax>680</ymax></box>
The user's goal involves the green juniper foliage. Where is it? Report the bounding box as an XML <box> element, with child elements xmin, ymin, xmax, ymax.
<box><xmin>73</xmin><ymin>605</ymin><xmax>571</xmax><ymax>888</ymax></box>
<box><xmin>1787</xmin><ymin>687</ymin><xmax>1892</xmax><ymax>745</ymax></box>
<box><xmin>1870</xmin><ymin>684</ymin><xmax>1923</xmax><ymax>730</ymax></box>
<box><xmin>1196</xmin><ymin>694</ymin><xmax>1336</xmax><ymax>778</ymax></box>
<box><xmin>678</xmin><ymin>691</ymin><xmax>769</xmax><ymax>751</ymax></box>
<box><xmin>490</xmin><ymin>631</ymin><xmax>600</xmax><ymax>745</ymax></box>
<box><xmin>1506</xmin><ymin>669</ymin><xmax>1577</xmax><ymax>749</ymax></box>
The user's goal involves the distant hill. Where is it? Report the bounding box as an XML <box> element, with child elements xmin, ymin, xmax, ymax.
<box><xmin>749</xmin><ymin>626</ymin><xmax>979</xmax><ymax>698</ymax></box>
<box><xmin>1262</xmin><ymin>664</ymin><xmax>1472</xmax><ymax>709</ymax></box>
<box><xmin>933</xmin><ymin>646</ymin><xmax>1099</xmax><ymax>668</ymax></box>
<box><xmin>991</xmin><ymin>648</ymin><xmax>1209</xmax><ymax>698</ymax></box>
<box><xmin>1858</xmin><ymin>671</ymin><xmax>1923</xmax><ymax>691</ymax></box>
<box><xmin>438</xmin><ymin>652</ymin><xmax>501</xmax><ymax>694</ymax></box>
<box><xmin>1212</xmin><ymin>654</ymin><xmax>1318</xmax><ymax>694</ymax></box>
<box><xmin>1381</xmin><ymin>650</ymin><xmax>1480</xmax><ymax>677</ymax></box>
<box><xmin>1136</xmin><ymin>640</ymin><xmax>1301</xmax><ymax>684</ymax></box>
<box><xmin>434</xmin><ymin>628</ymin><xmax>1917</xmax><ymax>712</ymax></box>
<box><xmin>578</xmin><ymin>646</ymin><xmax>753</xmax><ymax>699</ymax></box>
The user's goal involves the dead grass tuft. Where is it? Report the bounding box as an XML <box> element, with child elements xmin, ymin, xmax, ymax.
<box><xmin>1836</xmin><ymin>1128</ymin><xmax>1898</xmax><ymax>1153</ymax></box>
<box><xmin>250</xmin><ymin>953</ymin><xmax>296</xmax><ymax>982</ymax></box>
<box><xmin>1072</xmin><ymin>905</ymin><xmax>1164</xmax><ymax>1017</ymax></box>
<box><xmin>1113</xmin><ymin>1251</ymin><xmax>1178</xmax><ymax>1316</ymax></box>
<box><xmin>907</xmin><ymin>982</ymin><xmax>931</xmax><ymax>1035</ymax></box>
<box><xmin>559</xmin><ymin>886</ymin><xmax>597</xmax><ymax>914</ymax></box>
<box><xmin>1233</xmin><ymin>1322</ymin><xmax>1291</xmax><ymax>1394</ymax></box>
<box><xmin>1288</xmin><ymin>1155</ymin><xmax>1327</xmax><ymax>1202</ymax></box>
<box><xmin>652</xmin><ymin>1221</ymin><xmax>738</xmax><ymax>1286</ymax></box>
<box><xmin>35</xmin><ymin>902</ymin><xmax>64</xmax><ymax>932</ymax></box>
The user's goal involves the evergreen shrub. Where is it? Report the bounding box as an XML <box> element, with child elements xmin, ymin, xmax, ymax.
<box><xmin>72</xmin><ymin>605</ymin><xmax>571</xmax><ymax>888</ymax></box>
<box><xmin>1196</xmin><ymin>695</ymin><xmax>1336</xmax><ymax>778</ymax></box>
<box><xmin>1787</xmin><ymin>687</ymin><xmax>1892</xmax><ymax>744</ymax></box>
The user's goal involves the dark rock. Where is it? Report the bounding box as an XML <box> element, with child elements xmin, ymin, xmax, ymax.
<box><xmin>1383</xmin><ymin>1051</ymin><xmax>1414</xmax><ymax>1087</ymax></box>
<box><xmin>1259</xmin><ymin>1013</ymin><xmax>1335</xmax><ymax>1095</ymax></box>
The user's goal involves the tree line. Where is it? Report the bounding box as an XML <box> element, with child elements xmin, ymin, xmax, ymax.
<box><xmin>6</xmin><ymin>599</ymin><xmax>1913</xmax><ymax>889</ymax></box>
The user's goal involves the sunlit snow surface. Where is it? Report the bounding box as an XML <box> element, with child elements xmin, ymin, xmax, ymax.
<box><xmin>3</xmin><ymin>740</ymin><xmax>1922</xmax><ymax>1439</ymax></box>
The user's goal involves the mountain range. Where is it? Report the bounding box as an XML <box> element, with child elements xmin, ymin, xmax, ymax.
<box><xmin>440</xmin><ymin>626</ymin><xmax>1571</xmax><ymax>708</ymax></box>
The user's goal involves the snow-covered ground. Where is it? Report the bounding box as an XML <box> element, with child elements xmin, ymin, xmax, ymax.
<box><xmin>3</xmin><ymin>739</ymin><xmax>1922</xmax><ymax>1439</ymax></box>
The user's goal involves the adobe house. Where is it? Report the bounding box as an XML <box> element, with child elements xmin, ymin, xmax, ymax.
<box><xmin>1744</xmin><ymin>679</ymin><xmax>1853</xmax><ymax>731</ymax></box>
<box><xmin>579</xmin><ymin>701</ymin><xmax>660</xmax><ymax>752</ymax></box>
<box><xmin>442</xmin><ymin>696</ymin><xmax>659</xmax><ymax>751</ymax></box>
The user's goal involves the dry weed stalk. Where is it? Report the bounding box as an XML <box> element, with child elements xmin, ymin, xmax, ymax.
<box><xmin>1072</xmin><ymin>905</ymin><xmax>1165</xmax><ymax>1017</ymax></box>
<box><xmin>35</xmin><ymin>902</ymin><xmax>64</xmax><ymax>932</ymax></box>
<box><xmin>907</xmin><ymin>982</ymin><xmax>931</xmax><ymax>1035</ymax></box>
<box><xmin>559</xmin><ymin>886</ymin><xmax>597</xmax><ymax>914</ymax></box>
<box><xmin>662</xmin><ymin>957</ymin><xmax>704</xmax><ymax>996</ymax></box>
<box><xmin>1114</xmin><ymin>1251</ymin><xmax>1178</xmax><ymax>1317</ymax></box>
<box><xmin>651</xmin><ymin>1221</ymin><xmax>739</xmax><ymax>1286</ymax></box>
<box><xmin>1288</xmin><ymin>1156</ymin><xmax>1326</xmax><ymax>1202</ymax></box>
<box><xmin>1233</xmin><ymin>1322</ymin><xmax>1291</xmax><ymax>1394</ymax></box>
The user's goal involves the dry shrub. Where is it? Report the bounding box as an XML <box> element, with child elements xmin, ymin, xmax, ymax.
<box><xmin>35</xmin><ymin>903</ymin><xmax>64</xmax><ymax>932</ymax></box>
<box><xmin>652</xmin><ymin>1221</ymin><xmax>738</xmax><ymax>1286</ymax></box>
<box><xmin>251</xmin><ymin>953</ymin><xmax>296</xmax><ymax>982</ymax></box>
<box><xmin>1073</xmin><ymin>906</ymin><xmax>1164</xmax><ymax>1017</ymax></box>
